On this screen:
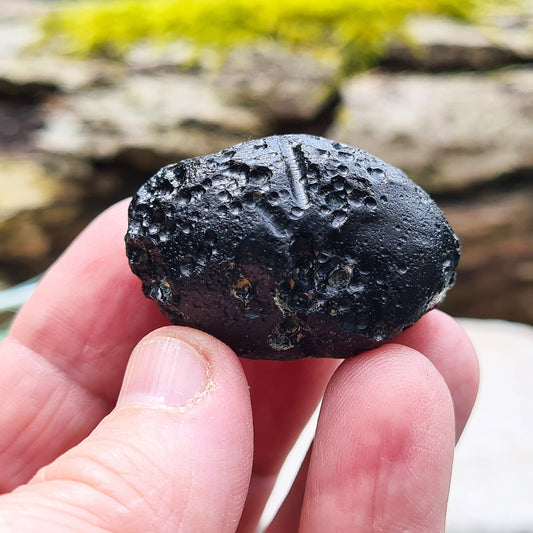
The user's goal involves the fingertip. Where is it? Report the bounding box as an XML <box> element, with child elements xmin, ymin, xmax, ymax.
<box><xmin>324</xmin><ymin>343</ymin><xmax>455</xmax><ymax>441</ymax></box>
<box><xmin>117</xmin><ymin>329</ymin><xmax>212</xmax><ymax>411</ymax></box>
<box><xmin>300</xmin><ymin>344</ymin><xmax>455</xmax><ymax>532</ymax></box>
<box><xmin>398</xmin><ymin>310</ymin><xmax>478</xmax><ymax>372</ymax></box>
<box><xmin>395</xmin><ymin>310</ymin><xmax>479</xmax><ymax>439</ymax></box>
<box><xmin>133</xmin><ymin>325</ymin><xmax>251</xmax><ymax>396</ymax></box>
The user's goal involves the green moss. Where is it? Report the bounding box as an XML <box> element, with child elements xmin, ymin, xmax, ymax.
<box><xmin>40</xmin><ymin>0</ymin><xmax>486</xmax><ymax>72</ymax></box>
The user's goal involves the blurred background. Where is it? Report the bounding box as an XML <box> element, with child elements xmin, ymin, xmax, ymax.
<box><xmin>1</xmin><ymin>0</ymin><xmax>531</xmax><ymax>330</ymax></box>
<box><xmin>0</xmin><ymin>0</ymin><xmax>532</xmax><ymax>530</ymax></box>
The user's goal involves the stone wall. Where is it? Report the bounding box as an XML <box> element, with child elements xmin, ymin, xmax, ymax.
<box><xmin>0</xmin><ymin>1</ymin><xmax>532</xmax><ymax>323</ymax></box>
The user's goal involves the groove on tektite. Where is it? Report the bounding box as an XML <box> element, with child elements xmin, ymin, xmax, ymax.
<box><xmin>277</xmin><ymin>138</ymin><xmax>309</xmax><ymax>210</ymax></box>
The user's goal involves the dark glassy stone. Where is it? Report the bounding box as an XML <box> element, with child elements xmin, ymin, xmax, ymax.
<box><xmin>125</xmin><ymin>134</ymin><xmax>460</xmax><ymax>360</ymax></box>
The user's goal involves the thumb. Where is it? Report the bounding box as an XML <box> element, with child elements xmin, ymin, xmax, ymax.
<box><xmin>0</xmin><ymin>327</ymin><xmax>253</xmax><ymax>533</ymax></box>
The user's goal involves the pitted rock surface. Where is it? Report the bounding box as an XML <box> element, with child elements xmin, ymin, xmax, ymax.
<box><xmin>125</xmin><ymin>134</ymin><xmax>460</xmax><ymax>360</ymax></box>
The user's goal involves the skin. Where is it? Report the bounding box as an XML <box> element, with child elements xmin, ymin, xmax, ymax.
<box><xmin>0</xmin><ymin>199</ymin><xmax>479</xmax><ymax>532</ymax></box>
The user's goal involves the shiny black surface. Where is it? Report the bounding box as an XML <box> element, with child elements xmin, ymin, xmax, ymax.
<box><xmin>126</xmin><ymin>134</ymin><xmax>460</xmax><ymax>359</ymax></box>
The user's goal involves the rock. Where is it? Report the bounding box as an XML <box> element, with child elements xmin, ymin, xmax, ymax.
<box><xmin>0</xmin><ymin>55</ymin><xmax>125</xmax><ymax>97</ymax></box>
<box><xmin>125</xmin><ymin>41</ymin><xmax>216</xmax><ymax>74</ymax></box>
<box><xmin>382</xmin><ymin>2</ymin><xmax>533</xmax><ymax>71</ymax></box>
<box><xmin>0</xmin><ymin>17</ymin><xmax>125</xmax><ymax>99</ymax></box>
<box><xmin>329</xmin><ymin>68</ymin><xmax>533</xmax><ymax>193</ymax></box>
<box><xmin>329</xmin><ymin>66</ymin><xmax>533</xmax><ymax>325</ymax></box>
<box><xmin>0</xmin><ymin>0</ymin><xmax>47</xmax><ymax>19</ymax></box>
<box><xmin>383</xmin><ymin>15</ymin><xmax>519</xmax><ymax>71</ymax></box>
<box><xmin>439</xmin><ymin>178</ymin><xmax>533</xmax><ymax>325</ymax></box>
<box><xmin>126</xmin><ymin>134</ymin><xmax>459</xmax><ymax>360</ymax></box>
<box><xmin>0</xmin><ymin>100</ymin><xmax>43</xmax><ymax>152</ymax></box>
<box><xmin>0</xmin><ymin>20</ymin><xmax>39</xmax><ymax>60</ymax></box>
<box><xmin>33</xmin><ymin>47</ymin><xmax>341</xmax><ymax>164</ymax></box>
<box><xmin>1</xmin><ymin>2</ymin><xmax>531</xmax><ymax>332</ymax></box>
<box><xmin>35</xmin><ymin>73</ymin><xmax>264</xmax><ymax>161</ymax></box>
<box><xmin>0</xmin><ymin>156</ymin><xmax>65</xmax><ymax>223</ymax></box>
<box><xmin>216</xmin><ymin>45</ymin><xmax>340</xmax><ymax>123</ymax></box>
<box><xmin>0</xmin><ymin>155</ymin><xmax>82</xmax><ymax>279</ymax></box>
<box><xmin>478</xmin><ymin>0</ymin><xmax>533</xmax><ymax>63</ymax></box>
<box><xmin>0</xmin><ymin>152</ymin><xmax>127</xmax><ymax>284</ymax></box>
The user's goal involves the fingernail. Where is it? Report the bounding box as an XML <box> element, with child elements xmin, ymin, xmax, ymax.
<box><xmin>118</xmin><ymin>336</ymin><xmax>210</xmax><ymax>410</ymax></box>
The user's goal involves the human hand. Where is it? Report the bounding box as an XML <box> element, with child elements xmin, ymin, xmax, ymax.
<box><xmin>0</xmin><ymin>200</ymin><xmax>478</xmax><ymax>532</ymax></box>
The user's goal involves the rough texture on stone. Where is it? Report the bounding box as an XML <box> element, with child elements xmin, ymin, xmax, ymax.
<box><xmin>126</xmin><ymin>134</ymin><xmax>460</xmax><ymax>360</ymax></box>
